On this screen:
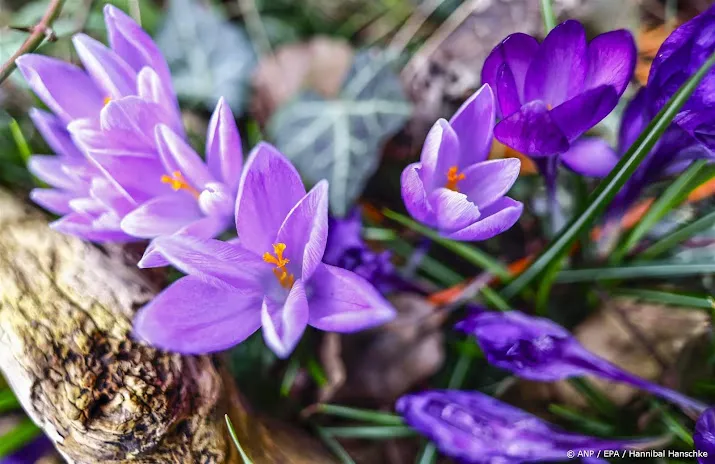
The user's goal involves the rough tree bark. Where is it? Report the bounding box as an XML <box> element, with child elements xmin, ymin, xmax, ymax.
<box><xmin>0</xmin><ymin>188</ymin><xmax>335</xmax><ymax>464</ymax></box>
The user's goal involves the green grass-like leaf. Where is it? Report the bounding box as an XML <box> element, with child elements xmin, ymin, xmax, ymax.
<box><xmin>311</xmin><ymin>404</ymin><xmax>404</xmax><ymax>425</ymax></box>
<box><xmin>555</xmin><ymin>262</ymin><xmax>715</xmax><ymax>283</ymax></box>
<box><xmin>225</xmin><ymin>415</ymin><xmax>254</xmax><ymax>464</ymax></box>
<box><xmin>0</xmin><ymin>388</ymin><xmax>20</xmax><ymax>414</ymax></box>
<box><xmin>500</xmin><ymin>50</ymin><xmax>715</xmax><ymax>300</ymax></box>
<box><xmin>0</xmin><ymin>419</ymin><xmax>41</xmax><ymax>459</ymax></box>
<box><xmin>540</xmin><ymin>0</ymin><xmax>557</xmax><ymax>33</ymax></box>
<box><xmin>613</xmin><ymin>288</ymin><xmax>714</xmax><ymax>310</ymax></box>
<box><xmin>322</xmin><ymin>425</ymin><xmax>416</xmax><ymax>439</ymax></box>
<box><xmin>639</xmin><ymin>209</ymin><xmax>715</xmax><ymax>259</ymax></box>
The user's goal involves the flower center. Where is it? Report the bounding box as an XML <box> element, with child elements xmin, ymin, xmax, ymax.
<box><xmin>161</xmin><ymin>170</ymin><xmax>200</xmax><ymax>198</ymax></box>
<box><xmin>263</xmin><ymin>243</ymin><xmax>295</xmax><ymax>289</ymax></box>
<box><xmin>103</xmin><ymin>96</ymin><xmax>112</xmax><ymax>106</ymax></box>
<box><xmin>445</xmin><ymin>166</ymin><xmax>466</xmax><ymax>191</ymax></box>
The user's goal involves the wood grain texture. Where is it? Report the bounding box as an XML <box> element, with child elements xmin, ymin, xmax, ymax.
<box><xmin>0</xmin><ymin>189</ymin><xmax>335</xmax><ymax>464</ymax></box>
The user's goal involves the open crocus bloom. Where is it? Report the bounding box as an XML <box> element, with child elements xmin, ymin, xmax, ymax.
<box><xmin>400</xmin><ymin>84</ymin><xmax>523</xmax><ymax>241</ymax></box>
<box><xmin>397</xmin><ymin>389</ymin><xmax>651</xmax><ymax>464</ymax></box>
<box><xmin>134</xmin><ymin>144</ymin><xmax>396</xmax><ymax>357</ymax></box>
<box><xmin>695</xmin><ymin>408</ymin><xmax>715</xmax><ymax>464</ymax></box>
<box><xmin>482</xmin><ymin>20</ymin><xmax>636</xmax><ymax>158</ymax></box>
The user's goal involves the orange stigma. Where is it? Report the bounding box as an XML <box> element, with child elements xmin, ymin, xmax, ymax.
<box><xmin>263</xmin><ymin>243</ymin><xmax>295</xmax><ymax>289</ymax></box>
<box><xmin>161</xmin><ymin>171</ymin><xmax>200</xmax><ymax>198</ymax></box>
<box><xmin>103</xmin><ymin>96</ymin><xmax>112</xmax><ymax>106</ymax></box>
<box><xmin>445</xmin><ymin>166</ymin><xmax>466</xmax><ymax>191</ymax></box>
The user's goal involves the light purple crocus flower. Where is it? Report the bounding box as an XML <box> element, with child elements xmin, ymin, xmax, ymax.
<box><xmin>134</xmin><ymin>144</ymin><xmax>396</xmax><ymax>358</ymax></box>
<box><xmin>456</xmin><ymin>309</ymin><xmax>707</xmax><ymax>413</ymax></box>
<box><xmin>397</xmin><ymin>389</ymin><xmax>650</xmax><ymax>464</ymax></box>
<box><xmin>695</xmin><ymin>408</ymin><xmax>715</xmax><ymax>464</ymax></box>
<box><xmin>400</xmin><ymin>84</ymin><xmax>523</xmax><ymax>241</ymax></box>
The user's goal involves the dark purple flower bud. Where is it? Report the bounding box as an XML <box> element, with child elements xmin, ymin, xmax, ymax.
<box><xmin>456</xmin><ymin>310</ymin><xmax>707</xmax><ymax>413</ymax></box>
<box><xmin>397</xmin><ymin>389</ymin><xmax>651</xmax><ymax>464</ymax></box>
<box><xmin>695</xmin><ymin>408</ymin><xmax>715</xmax><ymax>464</ymax></box>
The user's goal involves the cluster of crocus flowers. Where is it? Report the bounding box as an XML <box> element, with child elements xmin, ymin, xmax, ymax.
<box><xmin>396</xmin><ymin>389</ymin><xmax>651</xmax><ymax>463</ymax></box>
<box><xmin>134</xmin><ymin>145</ymin><xmax>397</xmax><ymax>357</ymax></box>
<box><xmin>400</xmin><ymin>84</ymin><xmax>523</xmax><ymax>241</ymax></box>
<box><xmin>456</xmin><ymin>309</ymin><xmax>708</xmax><ymax>414</ymax></box>
<box><xmin>20</xmin><ymin>6</ymin><xmax>242</xmax><ymax>250</ymax></box>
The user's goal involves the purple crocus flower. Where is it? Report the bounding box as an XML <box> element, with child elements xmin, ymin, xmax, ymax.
<box><xmin>695</xmin><ymin>408</ymin><xmax>715</xmax><ymax>464</ymax></box>
<box><xmin>456</xmin><ymin>310</ymin><xmax>707</xmax><ymax>413</ymax></box>
<box><xmin>400</xmin><ymin>84</ymin><xmax>523</xmax><ymax>241</ymax></box>
<box><xmin>133</xmin><ymin>144</ymin><xmax>396</xmax><ymax>358</ymax></box>
<box><xmin>396</xmin><ymin>389</ymin><xmax>650</xmax><ymax>464</ymax></box>
<box><xmin>0</xmin><ymin>435</ymin><xmax>53</xmax><ymax>463</ymax></box>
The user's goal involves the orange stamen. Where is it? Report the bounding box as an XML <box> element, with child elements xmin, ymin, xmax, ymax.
<box><xmin>263</xmin><ymin>243</ymin><xmax>295</xmax><ymax>289</ymax></box>
<box><xmin>160</xmin><ymin>171</ymin><xmax>200</xmax><ymax>198</ymax></box>
<box><xmin>103</xmin><ymin>96</ymin><xmax>112</xmax><ymax>106</ymax></box>
<box><xmin>445</xmin><ymin>166</ymin><xmax>466</xmax><ymax>191</ymax></box>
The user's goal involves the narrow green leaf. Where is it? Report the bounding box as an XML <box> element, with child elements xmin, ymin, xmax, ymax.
<box><xmin>225</xmin><ymin>415</ymin><xmax>254</xmax><ymax>464</ymax></box>
<box><xmin>548</xmin><ymin>404</ymin><xmax>615</xmax><ymax>436</ymax></box>
<box><xmin>383</xmin><ymin>209</ymin><xmax>510</xmax><ymax>280</ymax></box>
<box><xmin>540</xmin><ymin>0</ymin><xmax>557</xmax><ymax>33</ymax></box>
<box><xmin>314</xmin><ymin>426</ymin><xmax>357</xmax><ymax>464</ymax></box>
<box><xmin>312</xmin><ymin>404</ymin><xmax>404</xmax><ymax>426</ymax></box>
<box><xmin>569</xmin><ymin>378</ymin><xmax>618</xmax><ymax>417</ymax></box>
<box><xmin>501</xmin><ymin>51</ymin><xmax>715</xmax><ymax>300</ymax></box>
<box><xmin>280</xmin><ymin>359</ymin><xmax>300</xmax><ymax>397</ymax></box>
<box><xmin>416</xmin><ymin>443</ymin><xmax>438</xmax><ymax>464</ymax></box>
<box><xmin>307</xmin><ymin>358</ymin><xmax>328</xmax><ymax>387</ymax></box>
<box><xmin>0</xmin><ymin>388</ymin><xmax>20</xmax><ymax>414</ymax></box>
<box><xmin>614</xmin><ymin>288</ymin><xmax>714</xmax><ymax>310</ymax></box>
<box><xmin>555</xmin><ymin>262</ymin><xmax>715</xmax><ymax>283</ymax></box>
<box><xmin>650</xmin><ymin>401</ymin><xmax>693</xmax><ymax>446</ymax></box>
<box><xmin>640</xmin><ymin>209</ymin><xmax>715</xmax><ymax>259</ymax></box>
<box><xmin>322</xmin><ymin>426</ymin><xmax>415</xmax><ymax>439</ymax></box>
<box><xmin>613</xmin><ymin>160</ymin><xmax>709</xmax><ymax>262</ymax></box>
<box><xmin>0</xmin><ymin>419</ymin><xmax>41</xmax><ymax>459</ymax></box>
<box><xmin>8</xmin><ymin>119</ymin><xmax>31</xmax><ymax>164</ymax></box>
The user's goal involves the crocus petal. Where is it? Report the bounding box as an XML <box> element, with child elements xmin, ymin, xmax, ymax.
<box><xmin>89</xmin><ymin>177</ymin><xmax>135</xmax><ymax>216</ymax></box>
<box><xmin>100</xmin><ymin>97</ymin><xmax>172</xmax><ymax>152</ymax></box>
<box><xmin>16</xmin><ymin>54</ymin><xmax>104</xmax><ymax>122</ymax></box>
<box><xmin>524</xmin><ymin>20</ymin><xmax>588</xmax><ymax>107</ymax></box>
<box><xmin>86</xmin><ymin>151</ymin><xmax>166</xmax><ymax>202</ymax></box>
<box><xmin>30</xmin><ymin>189</ymin><xmax>76</xmax><ymax>215</ymax></box>
<box><xmin>584</xmin><ymin>30</ymin><xmax>637</xmax><ymax>96</ymax></box>
<box><xmin>51</xmin><ymin>211</ymin><xmax>134</xmax><ymax>242</ymax></box>
<box><xmin>28</xmin><ymin>156</ymin><xmax>77</xmax><ymax>190</ymax></box>
<box><xmin>276</xmin><ymin>180</ymin><xmax>329</xmax><ymax>280</ymax></box>
<box><xmin>695</xmin><ymin>408</ymin><xmax>715</xmax><ymax>463</ymax></box>
<box><xmin>494</xmin><ymin>101</ymin><xmax>569</xmax><ymax>156</ymax></box>
<box><xmin>261</xmin><ymin>279</ymin><xmax>309</xmax><ymax>358</ymax></box>
<box><xmin>134</xmin><ymin>275</ymin><xmax>263</xmax><ymax>354</ymax></box>
<box><xmin>72</xmin><ymin>33</ymin><xmax>137</xmax><ymax>99</ymax></box>
<box><xmin>235</xmin><ymin>143</ymin><xmax>306</xmax><ymax>253</ymax></box>
<box><xmin>460</xmin><ymin>158</ymin><xmax>521</xmax><ymax>209</ymax></box>
<box><xmin>400</xmin><ymin>163</ymin><xmax>435</xmax><ymax>225</ymax></box>
<box><xmin>29</xmin><ymin>109</ymin><xmax>83</xmax><ymax>158</ymax></box>
<box><xmin>550</xmin><ymin>85</ymin><xmax>619</xmax><ymax>142</ymax></box>
<box><xmin>444</xmin><ymin>197</ymin><xmax>523</xmax><ymax>241</ymax></box>
<box><xmin>104</xmin><ymin>5</ymin><xmax>173</xmax><ymax>85</ymax></box>
<box><xmin>120</xmin><ymin>194</ymin><xmax>203</xmax><ymax>238</ymax></box>
<box><xmin>206</xmin><ymin>97</ymin><xmax>243</xmax><ymax>190</ymax></box>
<box><xmin>482</xmin><ymin>32</ymin><xmax>539</xmax><ymax>111</ymax></box>
<box><xmin>307</xmin><ymin>263</ymin><xmax>395</xmax><ymax>332</ymax></box>
<box><xmin>449</xmin><ymin>84</ymin><xmax>495</xmax><ymax>166</ymax></box>
<box><xmin>618</xmin><ymin>88</ymin><xmax>650</xmax><ymax>153</ymax></box>
<box><xmin>427</xmin><ymin>188</ymin><xmax>482</xmax><ymax>233</ymax></box>
<box><xmin>198</xmin><ymin>182</ymin><xmax>235</xmax><ymax>218</ymax></box>
<box><xmin>418</xmin><ymin>119</ymin><xmax>460</xmax><ymax>191</ymax></box>
<box><xmin>560</xmin><ymin>138</ymin><xmax>619</xmax><ymax>177</ymax></box>
<box><xmin>136</xmin><ymin>67</ymin><xmax>184</xmax><ymax>137</ymax></box>
<box><xmin>156</xmin><ymin>124</ymin><xmax>215</xmax><ymax>189</ymax></box>
<box><xmin>495</xmin><ymin>64</ymin><xmax>522</xmax><ymax>117</ymax></box>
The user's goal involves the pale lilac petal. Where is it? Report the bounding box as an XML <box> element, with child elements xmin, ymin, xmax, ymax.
<box><xmin>584</xmin><ymin>30</ymin><xmax>637</xmax><ymax>95</ymax></box>
<box><xmin>308</xmin><ymin>263</ymin><xmax>396</xmax><ymax>332</ymax></box>
<box><xmin>261</xmin><ymin>279</ymin><xmax>309</xmax><ymax>358</ymax></box>
<box><xmin>133</xmin><ymin>276</ymin><xmax>263</xmax><ymax>354</ymax></box>
<box><xmin>51</xmin><ymin>211</ymin><xmax>135</xmax><ymax>242</ymax></box>
<box><xmin>206</xmin><ymin>97</ymin><xmax>243</xmax><ymax>190</ymax></box>
<box><xmin>482</xmin><ymin>33</ymin><xmax>539</xmax><ymax>110</ymax></box>
<box><xmin>198</xmin><ymin>182</ymin><xmax>235</xmax><ymax>218</ymax></box>
<box><xmin>136</xmin><ymin>67</ymin><xmax>184</xmax><ymax>137</ymax></box>
<box><xmin>524</xmin><ymin>20</ymin><xmax>588</xmax><ymax>106</ymax></box>
<box><xmin>69</xmin><ymin>197</ymin><xmax>106</xmax><ymax>216</ymax></box>
<box><xmin>495</xmin><ymin>64</ymin><xmax>522</xmax><ymax>117</ymax></box>
<box><xmin>276</xmin><ymin>180</ymin><xmax>329</xmax><ymax>280</ymax></box>
<box><xmin>156</xmin><ymin>124</ymin><xmax>215</xmax><ymax>189</ymax></box>
<box><xmin>16</xmin><ymin>54</ymin><xmax>104</xmax><ymax>122</ymax></box>
<box><xmin>28</xmin><ymin>156</ymin><xmax>76</xmax><ymax>189</ymax></box>
<box><xmin>89</xmin><ymin>177</ymin><xmax>135</xmax><ymax>216</ymax></box>
<box><xmin>560</xmin><ymin>138</ymin><xmax>619</xmax><ymax>177</ymax></box>
<box><xmin>120</xmin><ymin>194</ymin><xmax>203</xmax><ymax>238</ymax></box>
<box><xmin>427</xmin><ymin>188</ymin><xmax>482</xmax><ymax>233</ymax></box>
<box><xmin>72</xmin><ymin>33</ymin><xmax>137</xmax><ymax>99</ymax></box>
<box><xmin>460</xmin><ymin>158</ymin><xmax>521</xmax><ymax>209</ymax></box>
<box><xmin>66</xmin><ymin>117</ymin><xmax>109</xmax><ymax>154</ymax></box>
<box><xmin>29</xmin><ymin>109</ymin><xmax>83</xmax><ymax>158</ymax></box>
<box><xmin>445</xmin><ymin>197</ymin><xmax>523</xmax><ymax>241</ymax></box>
<box><xmin>30</xmin><ymin>188</ymin><xmax>76</xmax><ymax>214</ymax></box>
<box><xmin>400</xmin><ymin>163</ymin><xmax>435</xmax><ymax>225</ymax></box>
<box><xmin>550</xmin><ymin>85</ymin><xmax>619</xmax><ymax>142</ymax></box>
<box><xmin>494</xmin><ymin>101</ymin><xmax>569</xmax><ymax>156</ymax></box>
<box><xmin>419</xmin><ymin>119</ymin><xmax>460</xmax><ymax>190</ymax></box>
<box><xmin>235</xmin><ymin>143</ymin><xmax>306</xmax><ymax>253</ymax></box>
<box><xmin>104</xmin><ymin>5</ymin><xmax>172</xmax><ymax>85</ymax></box>
<box><xmin>100</xmin><ymin>97</ymin><xmax>172</xmax><ymax>152</ymax></box>
<box><xmin>449</xmin><ymin>84</ymin><xmax>495</xmax><ymax>166</ymax></box>
<box><xmin>87</xmin><ymin>151</ymin><xmax>166</xmax><ymax>202</ymax></box>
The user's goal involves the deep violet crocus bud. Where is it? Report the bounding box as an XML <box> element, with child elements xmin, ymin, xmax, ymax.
<box><xmin>396</xmin><ymin>389</ymin><xmax>652</xmax><ymax>464</ymax></box>
<box><xmin>400</xmin><ymin>84</ymin><xmax>523</xmax><ymax>242</ymax></box>
<box><xmin>456</xmin><ymin>310</ymin><xmax>708</xmax><ymax>413</ymax></box>
<box><xmin>133</xmin><ymin>144</ymin><xmax>396</xmax><ymax>358</ymax></box>
<box><xmin>695</xmin><ymin>408</ymin><xmax>715</xmax><ymax>464</ymax></box>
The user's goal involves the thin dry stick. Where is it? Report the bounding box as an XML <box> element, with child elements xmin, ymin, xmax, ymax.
<box><xmin>0</xmin><ymin>0</ymin><xmax>66</xmax><ymax>85</ymax></box>
<box><xmin>388</xmin><ymin>0</ymin><xmax>445</xmax><ymax>55</ymax></box>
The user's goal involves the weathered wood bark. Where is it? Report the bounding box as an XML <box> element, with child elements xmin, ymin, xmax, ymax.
<box><xmin>0</xmin><ymin>189</ymin><xmax>335</xmax><ymax>464</ymax></box>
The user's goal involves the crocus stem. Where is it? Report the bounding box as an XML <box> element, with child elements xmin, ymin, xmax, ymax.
<box><xmin>536</xmin><ymin>156</ymin><xmax>563</xmax><ymax>235</ymax></box>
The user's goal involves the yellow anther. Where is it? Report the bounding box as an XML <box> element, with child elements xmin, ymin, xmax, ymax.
<box><xmin>263</xmin><ymin>243</ymin><xmax>295</xmax><ymax>289</ymax></box>
<box><xmin>160</xmin><ymin>170</ymin><xmax>200</xmax><ymax>198</ymax></box>
<box><xmin>103</xmin><ymin>96</ymin><xmax>112</xmax><ymax>106</ymax></box>
<box><xmin>445</xmin><ymin>166</ymin><xmax>466</xmax><ymax>191</ymax></box>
